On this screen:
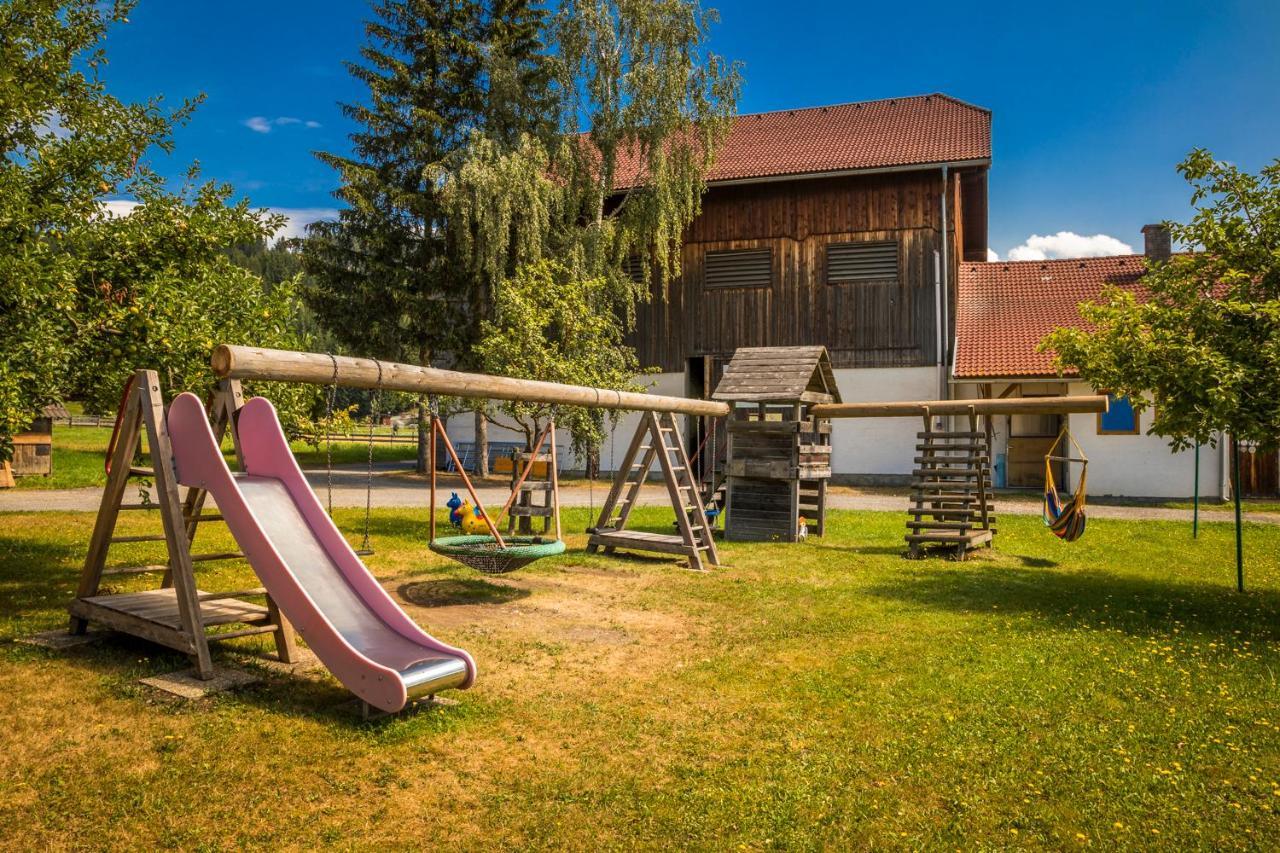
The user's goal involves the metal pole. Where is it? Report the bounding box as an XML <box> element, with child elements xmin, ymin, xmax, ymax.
<box><xmin>1232</xmin><ymin>436</ymin><xmax>1244</xmax><ymax>593</ymax></box>
<box><xmin>1193</xmin><ymin>442</ymin><xmax>1200</xmax><ymax>539</ymax></box>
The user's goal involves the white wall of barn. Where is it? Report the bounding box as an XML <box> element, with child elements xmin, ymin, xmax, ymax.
<box><xmin>951</xmin><ymin>380</ymin><xmax>1227</xmax><ymax>500</ymax></box>
<box><xmin>827</xmin><ymin>367</ymin><xmax>939</xmax><ymax>482</ymax></box>
<box><xmin>439</xmin><ymin>372</ymin><xmax>689</xmax><ymax>475</ymax></box>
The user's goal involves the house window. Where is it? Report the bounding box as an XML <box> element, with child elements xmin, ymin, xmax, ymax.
<box><xmin>704</xmin><ymin>248</ymin><xmax>772</xmax><ymax>289</ymax></box>
<box><xmin>826</xmin><ymin>240</ymin><xmax>899</xmax><ymax>284</ymax></box>
<box><xmin>1098</xmin><ymin>394</ymin><xmax>1140</xmax><ymax>435</ymax></box>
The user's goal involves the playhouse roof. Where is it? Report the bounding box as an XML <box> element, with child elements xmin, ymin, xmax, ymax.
<box><xmin>712</xmin><ymin>346</ymin><xmax>842</xmax><ymax>404</ymax></box>
<box><xmin>953</xmin><ymin>256</ymin><xmax>1149</xmax><ymax>380</ymax></box>
<box><xmin>611</xmin><ymin>94</ymin><xmax>991</xmax><ymax>189</ymax></box>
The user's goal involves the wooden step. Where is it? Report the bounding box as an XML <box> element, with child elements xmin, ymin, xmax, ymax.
<box><xmin>907</xmin><ymin>520</ymin><xmax>977</xmax><ymax>531</ymax></box>
<box><xmin>101</xmin><ymin>564</ymin><xmax>167</xmax><ymax>576</ymax></box>
<box><xmin>508</xmin><ymin>505</ymin><xmax>554</xmax><ymax>517</ymax></box>
<box><xmin>905</xmin><ymin>529</ymin><xmax>994</xmax><ymax>545</ymax></box>
<box><xmin>910</xmin><ymin>507</ymin><xmax>986</xmax><ymax>516</ymax></box>
<box><xmin>915</xmin><ymin>443</ymin><xmax>986</xmax><ymax>452</ymax></box>
<box><xmin>910</xmin><ymin>468</ymin><xmax>986</xmax><ymax>478</ymax></box>
<box><xmin>128</xmin><ymin>466</ymin><xmax>156</xmax><ymax>477</ymax></box>
<box><xmin>913</xmin><ymin>456</ymin><xmax>989</xmax><ymax>465</ymax></box>
<box><xmin>108</xmin><ymin>534</ymin><xmax>167</xmax><ymax>544</ymax></box>
<box><xmin>917</xmin><ymin>432</ymin><xmax>986</xmax><ymax>439</ymax></box>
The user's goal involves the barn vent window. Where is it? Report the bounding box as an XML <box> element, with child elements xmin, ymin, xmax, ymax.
<box><xmin>621</xmin><ymin>255</ymin><xmax>646</xmax><ymax>284</ymax></box>
<box><xmin>826</xmin><ymin>240</ymin><xmax>899</xmax><ymax>284</ymax></box>
<box><xmin>704</xmin><ymin>248</ymin><xmax>772</xmax><ymax>289</ymax></box>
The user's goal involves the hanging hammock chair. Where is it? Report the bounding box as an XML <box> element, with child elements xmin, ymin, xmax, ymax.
<box><xmin>426</xmin><ymin>406</ymin><xmax>564</xmax><ymax>574</ymax></box>
<box><xmin>1043</xmin><ymin>426</ymin><xmax>1089</xmax><ymax>542</ymax></box>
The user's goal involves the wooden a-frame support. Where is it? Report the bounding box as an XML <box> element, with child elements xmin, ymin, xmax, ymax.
<box><xmin>68</xmin><ymin>370</ymin><xmax>296</xmax><ymax>679</ymax></box>
<box><xmin>587</xmin><ymin>411</ymin><xmax>719</xmax><ymax>571</ymax></box>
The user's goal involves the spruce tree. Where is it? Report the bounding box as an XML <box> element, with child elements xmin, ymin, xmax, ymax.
<box><xmin>302</xmin><ymin>0</ymin><xmax>488</xmax><ymax>471</ymax></box>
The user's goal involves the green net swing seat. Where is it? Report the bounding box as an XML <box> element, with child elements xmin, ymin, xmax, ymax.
<box><xmin>429</xmin><ymin>534</ymin><xmax>566</xmax><ymax>574</ymax></box>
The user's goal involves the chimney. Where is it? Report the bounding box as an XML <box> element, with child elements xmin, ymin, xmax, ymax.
<box><xmin>1142</xmin><ymin>223</ymin><xmax>1171</xmax><ymax>262</ymax></box>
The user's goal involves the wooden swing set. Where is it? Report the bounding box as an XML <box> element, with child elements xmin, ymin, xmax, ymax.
<box><xmin>66</xmin><ymin>346</ymin><xmax>732</xmax><ymax>680</ymax></box>
<box><xmin>214</xmin><ymin>346</ymin><xmax>729</xmax><ymax>573</ymax></box>
<box><xmin>809</xmin><ymin>395</ymin><xmax>1109</xmax><ymax>559</ymax></box>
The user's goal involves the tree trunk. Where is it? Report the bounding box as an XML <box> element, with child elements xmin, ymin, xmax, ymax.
<box><xmin>474</xmin><ymin>408</ymin><xmax>489</xmax><ymax>479</ymax></box>
<box><xmin>416</xmin><ymin>397</ymin><xmax>429</xmax><ymax>474</ymax></box>
<box><xmin>416</xmin><ymin>343</ymin><xmax>432</xmax><ymax>474</ymax></box>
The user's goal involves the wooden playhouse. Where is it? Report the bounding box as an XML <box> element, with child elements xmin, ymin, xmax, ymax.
<box><xmin>712</xmin><ymin>346</ymin><xmax>839</xmax><ymax>542</ymax></box>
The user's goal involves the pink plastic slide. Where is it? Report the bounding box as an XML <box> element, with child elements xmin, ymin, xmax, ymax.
<box><xmin>167</xmin><ymin>392</ymin><xmax>476</xmax><ymax>713</ymax></box>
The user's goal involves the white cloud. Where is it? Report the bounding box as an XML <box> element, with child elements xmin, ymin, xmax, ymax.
<box><xmin>37</xmin><ymin>112</ymin><xmax>72</xmax><ymax>140</ymax></box>
<box><xmin>94</xmin><ymin>199</ymin><xmax>336</xmax><ymax>243</ymax></box>
<box><xmin>99</xmin><ymin>199</ymin><xmax>140</xmax><ymax>218</ymax></box>
<box><xmin>1006</xmin><ymin>231</ymin><xmax>1134</xmax><ymax>261</ymax></box>
<box><xmin>986</xmin><ymin>248</ymin><xmax>999</xmax><ymax>262</ymax></box>
<box><xmin>243</xmin><ymin>116</ymin><xmax>321</xmax><ymax>134</ymax></box>
<box><xmin>263</xmin><ymin>207</ymin><xmax>340</xmax><ymax>241</ymax></box>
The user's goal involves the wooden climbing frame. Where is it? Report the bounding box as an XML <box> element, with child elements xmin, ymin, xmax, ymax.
<box><xmin>586</xmin><ymin>411</ymin><xmax>720</xmax><ymax>571</ymax></box>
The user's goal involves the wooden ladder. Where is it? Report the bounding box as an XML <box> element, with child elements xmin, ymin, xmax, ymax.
<box><xmin>587</xmin><ymin>411</ymin><xmax>719</xmax><ymax>571</ymax></box>
<box><xmin>905</xmin><ymin>407</ymin><xmax>996</xmax><ymax>560</ymax></box>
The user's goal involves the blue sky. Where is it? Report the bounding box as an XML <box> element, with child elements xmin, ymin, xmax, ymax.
<box><xmin>103</xmin><ymin>0</ymin><xmax>1280</xmax><ymax>257</ymax></box>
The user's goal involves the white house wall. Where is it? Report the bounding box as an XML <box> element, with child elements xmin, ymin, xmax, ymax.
<box><xmin>952</xmin><ymin>380</ymin><xmax>1226</xmax><ymax>500</ymax></box>
<box><xmin>440</xmin><ymin>368</ymin><xmax>1222</xmax><ymax>499</ymax></box>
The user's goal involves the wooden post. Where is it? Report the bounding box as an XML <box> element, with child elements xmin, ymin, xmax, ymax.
<box><xmin>972</xmin><ymin>406</ymin><xmax>992</xmax><ymax>535</ymax></box>
<box><xmin>429</xmin><ymin>410</ymin><xmax>437</xmax><ymax>544</ymax></box>
<box><xmin>137</xmin><ymin>371</ymin><xmax>213</xmax><ymax>678</ymax></box>
<box><xmin>432</xmin><ymin>418</ymin><xmax>505</xmax><ymax>547</ymax></box>
<box><xmin>548</xmin><ymin>419</ymin><xmax>562</xmax><ymax>542</ymax></box>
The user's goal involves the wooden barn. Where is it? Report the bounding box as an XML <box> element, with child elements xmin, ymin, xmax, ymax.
<box><xmin>444</xmin><ymin>93</ymin><xmax>992</xmax><ymax>489</ymax></box>
<box><xmin>713</xmin><ymin>346</ymin><xmax>839</xmax><ymax>542</ymax></box>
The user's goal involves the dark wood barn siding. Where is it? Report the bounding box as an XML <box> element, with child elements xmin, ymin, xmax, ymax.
<box><xmin>628</xmin><ymin>169</ymin><xmax>969</xmax><ymax>373</ymax></box>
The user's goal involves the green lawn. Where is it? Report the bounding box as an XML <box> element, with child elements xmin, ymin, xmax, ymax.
<box><xmin>2</xmin><ymin>506</ymin><xmax>1279</xmax><ymax>847</ymax></box>
<box><xmin>13</xmin><ymin>425</ymin><xmax>419</xmax><ymax>490</ymax></box>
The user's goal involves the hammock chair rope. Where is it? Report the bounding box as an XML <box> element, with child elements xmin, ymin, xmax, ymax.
<box><xmin>1043</xmin><ymin>426</ymin><xmax>1089</xmax><ymax>542</ymax></box>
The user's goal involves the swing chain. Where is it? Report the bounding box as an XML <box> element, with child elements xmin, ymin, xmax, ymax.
<box><xmin>324</xmin><ymin>353</ymin><xmax>339</xmax><ymax>516</ymax></box>
<box><xmin>361</xmin><ymin>358</ymin><xmax>383</xmax><ymax>553</ymax></box>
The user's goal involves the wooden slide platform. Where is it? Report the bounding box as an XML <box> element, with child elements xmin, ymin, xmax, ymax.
<box><xmin>69</xmin><ymin>588</ymin><xmax>272</xmax><ymax>655</ymax></box>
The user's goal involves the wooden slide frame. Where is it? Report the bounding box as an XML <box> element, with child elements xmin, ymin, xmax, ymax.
<box><xmin>68</xmin><ymin>370</ymin><xmax>296</xmax><ymax>679</ymax></box>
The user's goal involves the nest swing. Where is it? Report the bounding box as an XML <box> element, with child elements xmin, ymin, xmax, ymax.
<box><xmin>426</xmin><ymin>409</ymin><xmax>564</xmax><ymax>574</ymax></box>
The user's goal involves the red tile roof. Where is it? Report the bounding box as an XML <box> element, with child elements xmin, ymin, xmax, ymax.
<box><xmin>954</xmin><ymin>256</ymin><xmax>1149</xmax><ymax>379</ymax></box>
<box><xmin>612</xmin><ymin>93</ymin><xmax>991</xmax><ymax>188</ymax></box>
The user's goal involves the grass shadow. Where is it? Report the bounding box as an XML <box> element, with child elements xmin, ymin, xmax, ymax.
<box><xmin>398</xmin><ymin>577</ymin><xmax>530</xmax><ymax>608</ymax></box>
<box><xmin>816</xmin><ymin>541</ymin><xmax>1061</xmax><ymax>570</ymax></box>
<box><xmin>863</xmin><ymin>563</ymin><xmax>1280</xmax><ymax>641</ymax></box>
<box><xmin>0</xmin><ymin>531</ymin><xmax>84</xmax><ymax>637</ymax></box>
